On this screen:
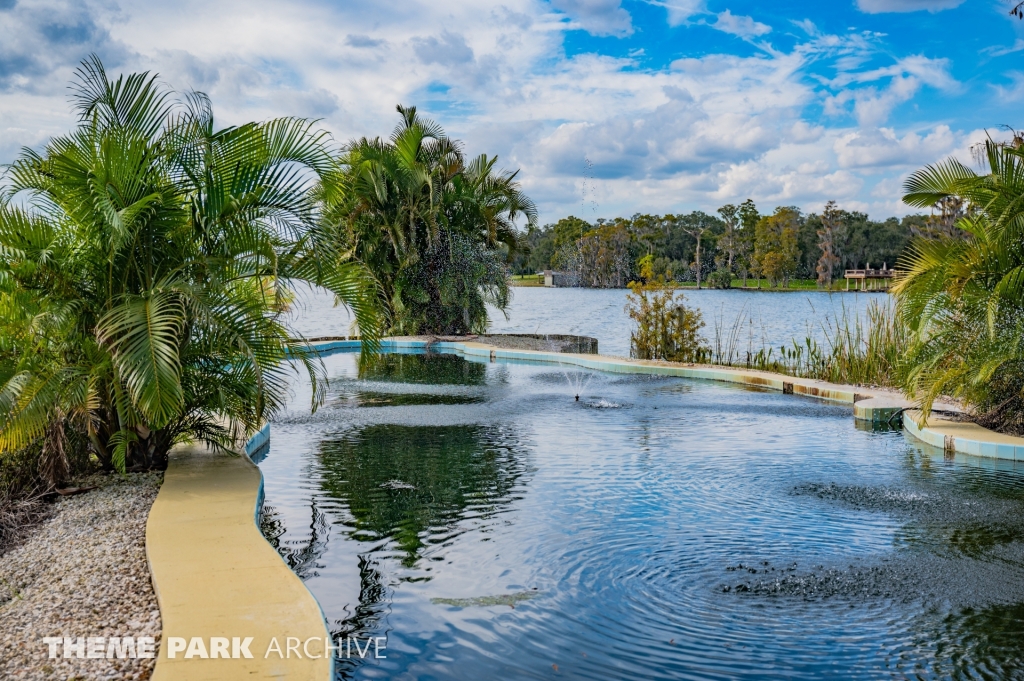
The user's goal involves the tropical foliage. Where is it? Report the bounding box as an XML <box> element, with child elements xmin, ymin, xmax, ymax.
<box><xmin>321</xmin><ymin>106</ymin><xmax>536</xmax><ymax>335</ymax></box>
<box><xmin>896</xmin><ymin>137</ymin><xmax>1024</xmax><ymax>434</ymax></box>
<box><xmin>0</xmin><ymin>57</ymin><xmax>379</xmax><ymax>480</ymax></box>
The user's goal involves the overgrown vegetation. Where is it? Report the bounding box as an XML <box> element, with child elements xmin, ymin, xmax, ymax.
<box><xmin>718</xmin><ymin>301</ymin><xmax>909</xmax><ymax>388</ymax></box>
<box><xmin>0</xmin><ymin>57</ymin><xmax>381</xmax><ymax>497</ymax></box>
<box><xmin>895</xmin><ymin>136</ymin><xmax>1024</xmax><ymax>435</ymax></box>
<box><xmin>626</xmin><ymin>257</ymin><xmax>709</xmax><ymax>362</ymax></box>
<box><xmin>321</xmin><ymin>106</ymin><xmax>536</xmax><ymax>335</ymax></box>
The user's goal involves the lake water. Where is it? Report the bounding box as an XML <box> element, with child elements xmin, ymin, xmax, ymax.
<box><xmin>258</xmin><ymin>350</ymin><xmax>1024</xmax><ymax>681</ymax></box>
<box><xmin>288</xmin><ymin>286</ymin><xmax>884</xmax><ymax>358</ymax></box>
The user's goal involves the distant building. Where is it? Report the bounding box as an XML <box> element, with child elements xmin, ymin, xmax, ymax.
<box><xmin>543</xmin><ymin>270</ymin><xmax>579</xmax><ymax>287</ymax></box>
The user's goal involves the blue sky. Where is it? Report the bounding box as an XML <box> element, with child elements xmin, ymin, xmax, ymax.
<box><xmin>0</xmin><ymin>0</ymin><xmax>1022</xmax><ymax>223</ymax></box>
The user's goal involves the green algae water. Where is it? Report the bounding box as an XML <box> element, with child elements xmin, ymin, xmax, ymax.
<box><xmin>257</xmin><ymin>350</ymin><xmax>1024</xmax><ymax>680</ymax></box>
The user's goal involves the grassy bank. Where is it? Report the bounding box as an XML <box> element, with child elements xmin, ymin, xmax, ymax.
<box><xmin>514</xmin><ymin>277</ymin><xmax>889</xmax><ymax>291</ymax></box>
<box><xmin>675</xmin><ymin>278</ymin><xmax>887</xmax><ymax>292</ymax></box>
<box><xmin>512</xmin><ymin>274</ymin><xmax>545</xmax><ymax>286</ymax></box>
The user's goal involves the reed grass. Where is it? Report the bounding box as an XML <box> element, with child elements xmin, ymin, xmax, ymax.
<box><xmin>709</xmin><ymin>299</ymin><xmax>908</xmax><ymax>388</ymax></box>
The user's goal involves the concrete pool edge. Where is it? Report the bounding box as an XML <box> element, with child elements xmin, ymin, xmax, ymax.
<box><xmin>307</xmin><ymin>337</ymin><xmax>1022</xmax><ymax>460</ymax></box>
<box><xmin>146</xmin><ymin>426</ymin><xmax>333</xmax><ymax>681</ymax></box>
<box><xmin>903</xmin><ymin>410</ymin><xmax>1024</xmax><ymax>461</ymax></box>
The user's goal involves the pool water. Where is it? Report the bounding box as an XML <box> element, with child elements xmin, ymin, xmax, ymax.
<box><xmin>257</xmin><ymin>350</ymin><xmax>1024</xmax><ymax>680</ymax></box>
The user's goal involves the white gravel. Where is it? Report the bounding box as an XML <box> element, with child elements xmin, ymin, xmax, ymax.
<box><xmin>0</xmin><ymin>472</ymin><xmax>162</xmax><ymax>680</ymax></box>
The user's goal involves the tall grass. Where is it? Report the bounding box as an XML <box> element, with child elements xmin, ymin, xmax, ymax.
<box><xmin>709</xmin><ymin>299</ymin><xmax>908</xmax><ymax>388</ymax></box>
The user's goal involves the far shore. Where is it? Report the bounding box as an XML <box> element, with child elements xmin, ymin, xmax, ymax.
<box><xmin>511</xmin><ymin>275</ymin><xmax>892</xmax><ymax>293</ymax></box>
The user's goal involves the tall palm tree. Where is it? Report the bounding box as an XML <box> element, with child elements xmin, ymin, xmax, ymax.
<box><xmin>322</xmin><ymin>105</ymin><xmax>536</xmax><ymax>335</ymax></box>
<box><xmin>0</xmin><ymin>57</ymin><xmax>379</xmax><ymax>478</ymax></box>
<box><xmin>897</xmin><ymin>137</ymin><xmax>1024</xmax><ymax>432</ymax></box>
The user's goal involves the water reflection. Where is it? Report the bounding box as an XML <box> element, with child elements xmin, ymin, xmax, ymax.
<box><xmin>317</xmin><ymin>424</ymin><xmax>527</xmax><ymax>565</ymax></box>
<box><xmin>357</xmin><ymin>352</ymin><xmax>487</xmax><ymax>385</ymax></box>
<box><xmin>260</xmin><ymin>503</ymin><xmax>331</xmax><ymax>580</ymax></box>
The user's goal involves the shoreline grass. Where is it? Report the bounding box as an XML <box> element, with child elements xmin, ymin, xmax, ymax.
<box><xmin>707</xmin><ymin>299</ymin><xmax>907</xmax><ymax>388</ymax></box>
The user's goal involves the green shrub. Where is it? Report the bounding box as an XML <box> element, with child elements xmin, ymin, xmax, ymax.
<box><xmin>627</xmin><ymin>257</ymin><xmax>710</xmax><ymax>363</ymax></box>
<box><xmin>706</xmin><ymin>270</ymin><xmax>733</xmax><ymax>289</ymax></box>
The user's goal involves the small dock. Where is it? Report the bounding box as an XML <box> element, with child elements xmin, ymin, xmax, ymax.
<box><xmin>844</xmin><ymin>266</ymin><xmax>901</xmax><ymax>291</ymax></box>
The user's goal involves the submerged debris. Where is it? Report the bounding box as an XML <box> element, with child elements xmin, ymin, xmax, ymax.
<box><xmin>431</xmin><ymin>591</ymin><xmax>542</xmax><ymax>608</ymax></box>
<box><xmin>380</xmin><ymin>480</ymin><xmax>416</xmax><ymax>491</ymax></box>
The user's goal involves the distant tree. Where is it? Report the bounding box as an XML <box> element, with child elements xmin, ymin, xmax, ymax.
<box><xmin>577</xmin><ymin>222</ymin><xmax>634</xmax><ymax>288</ymax></box>
<box><xmin>736</xmin><ymin>200</ymin><xmax>760</xmax><ymax>287</ymax></box>
<box><xmin>716</xmin><ymin>204</ymin><xmax>741</xmax><ymax>273</ymax></box>
<box><xmin>679</xmin><ymin>211</ymin><xmax>717</xmax><ymax>289</ymax></box>
<box><xmin>754</xmin><ymin>208</ymin><xmax>801</xmax><ymax>288</ymax></box>
<box><xmin>552</xmin><ymin>216</ymin><xmax>591</xmax><ymax>254</ymax></box>
<box><xmin>910</xmin><ymin>196</ymin><xmax>970</xmax><ymax>241</ymax></box>
<box><xmin>631</xmin><ymin>213</ymin><xmax>666</xmax><ymax>257</ymax></box>
<box><xmin>815</xmin><ymin>201</ymin><xmax>843</xmax><ymax>288</ymax></box>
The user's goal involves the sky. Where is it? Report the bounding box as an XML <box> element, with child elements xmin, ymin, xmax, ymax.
<box><xmin>0</xmin><ymin>0</ymin><xmax>1022</xmax><ymax>224</ymax></box>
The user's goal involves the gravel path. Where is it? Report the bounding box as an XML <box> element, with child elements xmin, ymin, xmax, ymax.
<box><xmin>0</xmin><ymin>472</ymin><xmax>162</xmax><ymax>680</ymax></box>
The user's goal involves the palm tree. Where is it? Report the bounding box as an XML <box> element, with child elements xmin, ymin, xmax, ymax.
<box><xmin>322</xmin><ymin>105</ymin><xmax>536</xmax><ymax>335</ymax></box>
<box><xmin>0</xmin><ymin>57</ymin><xmax>379</xmax><ymax>479</ymax></box>
<box><xmin>897</xmin><ymin>137</ymin><xmax>1024</xmax><ymax>433</ymax></box>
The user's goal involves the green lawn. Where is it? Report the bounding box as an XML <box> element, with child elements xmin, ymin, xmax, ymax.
<box><xmin>511</xmin><ymin>275</ymin><xmax>884</xmax><ymax>292</ymax></box>
<box><xmin>673</xmin><ymin>278</ymin><xmax>880</xmax><ymax>292</ymax></box>
<box><xmin>511</xmin><ymin>274</ymin><xmax>545</xmax><ymax>287</ymax></box>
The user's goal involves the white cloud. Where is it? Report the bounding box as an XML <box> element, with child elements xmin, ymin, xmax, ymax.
<box><xmin>712</xmin><ymin>10</ymin><xmax>771</xmax><ymax>38</ymax></box>
<box><xmin>992</xmin><ymin>71</ymin><xmax>1024</xmax><ymax>101</ymax></box>
<box><xmin>549</xmin><ymin>0</ymin><xmax>633</xmax><ymax>36</ymax></box>
<box><xmin>0</xmin><ymin>0</ymin><xmax>982</xmax><ymax>221</ymax></box>
<box><xmin>833</xmin><ymin>126</ymin><xmax>958</xmax><ymax>168</ymax></box>
<box><xmin>648</xmin><ymin>0</ymin><xmax>706</xmax><ymax>27</ymax></box>
<box><xmin>824</xmin><ymin>55</ymin><xmax>957</xmax><ymax>126</ymax></box>
<box><xmin>856</xmin><ymin>0</ymin><xmax>965</xmax><ymax>13</ymax></box>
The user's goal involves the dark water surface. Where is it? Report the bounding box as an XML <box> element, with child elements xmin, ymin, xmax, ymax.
<box><xmin>258</xmin><ymin>351</ymin><xmax>1024</xmax><ymax>680</ymax></box>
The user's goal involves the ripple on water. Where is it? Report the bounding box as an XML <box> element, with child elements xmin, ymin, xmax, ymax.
<box><xmin>257</xmin><ymin>351</ymin><xmax>1024</xmax><ymax>680</ymax></box>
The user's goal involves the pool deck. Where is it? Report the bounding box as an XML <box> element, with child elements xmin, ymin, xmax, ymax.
<box><xmin>142</xmin><ymin>337</ymin><xmax>1023</xmax><ymax>680</ymax></box>
<box><xmin>146</xmin><ymin>428</ymin><xmax>332</xmax><ymax>680</ymax></box>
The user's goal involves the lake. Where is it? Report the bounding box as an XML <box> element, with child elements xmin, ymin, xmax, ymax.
<box><xmin>288</xmin><ymin>286</ymin><xmax>884</xmax><ymax>358</ymax></box>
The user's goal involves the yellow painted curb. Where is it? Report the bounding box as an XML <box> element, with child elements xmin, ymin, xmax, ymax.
<box><xmin>904</xmin><ymin>410</ymin><xmax>1024</xmax><ymax>461</ymax></box>
<box><xmin>146</xmin><ymin>444</ymin><xmax>332</xmax><ymax>680</ymax></box>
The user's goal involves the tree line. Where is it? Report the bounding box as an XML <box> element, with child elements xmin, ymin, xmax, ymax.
<box><xmin>513</xmin><ymin>201</ymin><xmax>946</xmax><ymax>288</ymax></box>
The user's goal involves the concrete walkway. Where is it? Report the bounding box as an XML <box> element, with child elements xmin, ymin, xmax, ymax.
<box><xmin>146</xmin><ymin>443</ymin><xmax>332</xmax><ymax>680</ymax></box>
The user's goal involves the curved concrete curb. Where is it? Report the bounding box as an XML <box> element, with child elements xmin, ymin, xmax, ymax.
<box><xmin>146</xmin><ymin>437</ymin><xmax>332</xmax><ymax>680</ymax></box>
<box><xmin>313</xmin><ymin>338</ymin><xmax>873</xmax><ymax>403</ymax></box>
<box><xmin>903</xmin><ymin>410</ymin><xmax>1024</xmax><ymax>460</ymax></box>
<box><xmin>310</xmin><ymin>338</ymin><xmax>1016</xmax><ymax>460</ymax></box>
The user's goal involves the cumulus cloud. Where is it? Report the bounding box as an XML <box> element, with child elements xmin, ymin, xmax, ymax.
<box><xmin>856</xmin><ymin>0</ymin><xmax>965</xmax><ymax>13</ymax></box>
<box><xmin>0</xmin><ymin>0</ymin><xmax>127</xmax><ymax>93</ymax></box>
<box><xmin>412</xmin><ymin>31</ymin><xmax>475</xmax><ymax>67</ymax></box>
<box><xmin>833</xmin><ymin>126</ymin><xmax>957</xmax><ymax>169</ymax></box>
<box><xmin>0</xmin><ymin>0</ymin><xmax>984</xmax><ymax>220</ymax></box>
<box><xmin>550</xmin><ymin>0</ymin><xmax>633</xmax><ymax>37</ymax></box>
<box><xmin>712</xmin><ymin>10</ymin><xmax>771</xmax><ymax>38</ymax></box>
